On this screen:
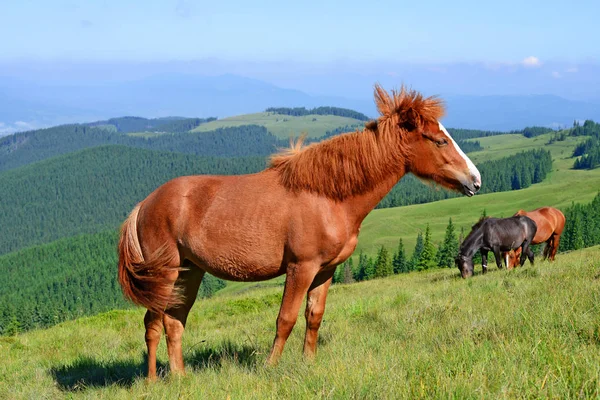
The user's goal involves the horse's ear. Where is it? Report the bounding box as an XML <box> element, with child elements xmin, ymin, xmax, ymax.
<box><xmin>365</xmin><ymin>120</ymin><xmax>378</xmax><ymax>131</ymax></box>
<box><xmin>374</xmin><ymin>84</ymin><xmax>393</xmax><ymax>116</ymax></box>
<box><xmin>397</xmin><ymin>107</ymin><xmax>421</xmax><ymax>132</ymax></box>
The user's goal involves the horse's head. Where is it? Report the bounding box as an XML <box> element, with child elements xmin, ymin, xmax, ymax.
<box><xmin>373</xmin><ymin>85</ymin><xmax>481</xmax><ymax>197</ymax></box>
<box><xmin>455</xmin><ymin>254</ymin><xmax>474</xmax><ymax>279</ymax></box>
<box><xmin>405</xmin><ymin>120</ymin><xmax>481</xmax><ymax>197</ymax></box>
<box><xmin>506</xmin><ymin>248</ymin><xmax>521</xmax><ymax>269</ymax></box>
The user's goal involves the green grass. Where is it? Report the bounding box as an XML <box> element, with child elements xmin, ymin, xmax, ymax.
<box><xmin>2</xmin><ymin>246</ymin><xmax>600</xmax><ymax>398</ymax></box>
<box><xmin>356</xmin><ymin>132</ymin><xmax>600</xmax><ymax>256</ymax></box>
<box><xmin>190</xmin><ymin>112</ymin><xmax>364</xmax><ymax>138</ymax></box>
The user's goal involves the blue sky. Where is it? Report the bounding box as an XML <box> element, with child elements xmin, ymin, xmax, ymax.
<box><xmin>1</xmin><ymin>0</ymin><xmax>598</xmax><ymax>63</ymax></box>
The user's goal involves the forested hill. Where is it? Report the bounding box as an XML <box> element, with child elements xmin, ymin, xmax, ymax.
<box><xmin>0</xmin><ymin>229</ymin><xmax>226</xmax><ymax>335</ymax></box>
<box><xmin>0</xmin><ymin>145</ymin><xmax>267</xmax><ymax>255</ymax></box>
<box><xmin>0</xmin><ymin>124</ymin><xmax>281</xmax><ymax>172</ymax></box>
<box><xmin>265</xmin><ymin>106</ymin><xmax>370</xmax><ymax>121</ymax></box>
<box><xmin>86</xmin><ymin>116</ymin><xmax>217</xmax><ymax>133</ymax></box>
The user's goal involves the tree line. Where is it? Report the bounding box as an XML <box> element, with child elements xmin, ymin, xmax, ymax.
<box><xmin>265</xmin><ymin>107</ymin><xmax>370</xmax><ymax>121</ymax></box>
<box><xmin>0</xmin><ymin>124</ymin><xmax>284</xmax><ymax>172</ymax></box>
<box><xmin>86</xmin><ymin>116</ymin><xmax>217</xmax><ymax>133</ymax></box>
<box><xmin>333</xmin><ymin>219</ymin><xmax>459</xmax><ymax>284</ymax></box>
<box><xmin>559</xmin><ymin>193</ymin><xmax>600</xmax><ymax>252</ymax></box>
<box><xmin>0</xmin><ymin>230</ymin><xmax>226</xmax><ymax>336</ymax></box>
<box><xmin>572</xmin><ymin>120</ymin><xmax>600</xmax><ymax>170</ymax></box>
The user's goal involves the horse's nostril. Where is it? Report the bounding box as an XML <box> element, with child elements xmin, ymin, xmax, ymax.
<box><xmin>473</xmin><ymin>182</ymin><xmax>481</xmax><ymax>190</ymax></box>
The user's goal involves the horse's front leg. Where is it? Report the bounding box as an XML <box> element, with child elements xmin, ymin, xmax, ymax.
<box><xmin>266</xmin><ymin>262</ymin><xmax>320</xmax><ymax>365</ymax></box>
<box><xmin>521</xmin><ymin>240</ymin><xmax>534</xmax><ymax>266</ymax></box>
<box><xmin>303</xmin><ymin>268</ymin><xmax>336</xmax><ymax>359</ymax></box>
<box><xmin>480</xmin><ymin>250</ymin><xmax>488</xmax><ymax>274</ymax></box>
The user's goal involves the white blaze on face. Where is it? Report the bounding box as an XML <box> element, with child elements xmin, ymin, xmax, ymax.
<box><xmin>438</xmin><ymin>121</ymin><xmax>482</xmax><ymax>188</ymax></box>
<box><xmin>506</xmin><ymin>254</ymin><xmax>509</xmax><ymax>268</ymax></box>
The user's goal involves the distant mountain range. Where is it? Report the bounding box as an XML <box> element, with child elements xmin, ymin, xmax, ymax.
<box><xmin>1</xmin><ymin>73</ymin><xmax>599</xmax><ymax>134</ymax></box>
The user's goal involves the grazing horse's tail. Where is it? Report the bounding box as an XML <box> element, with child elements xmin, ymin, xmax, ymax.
<box><xmin>118</xmin><ymin>204</ymin><xmax>180</xmax><ymax>314</ymax></box>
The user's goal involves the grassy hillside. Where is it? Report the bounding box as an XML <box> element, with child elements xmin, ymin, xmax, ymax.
<box><xmin>191</xmin><ymin>112</ymin><xmax>364</xmax><ymax>138</ymax></box>
<box><xmin>2</xmin><ymin>247</ymin><xmax>599</xmax><ymax>399</ymax></box>
<box><xmin>0</xmin><ymin>145</ymin><xmax>266</xmax><ymax>255</ymax></box>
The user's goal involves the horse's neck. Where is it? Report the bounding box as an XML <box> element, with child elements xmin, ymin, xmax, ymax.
<box><xmin>344</xmin><ymin>169</ymin><xmax>406</xmax><ymax>227</ymax></box>
<box><xmin>460</xmin><ymin>230</ymin><xmax>483</xmax><ymax>258</ymax></box>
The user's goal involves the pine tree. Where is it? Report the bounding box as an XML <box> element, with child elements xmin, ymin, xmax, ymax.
<box><xmin>438</xmin><ymin>218</ymin><xmax>458</xmax><ymax>268</ymax></box>
<box><xmin>342</xmin><ymin>261</ymin><xmax>355</xmax><ymax>284</ymax></box>
<box><xmin>572</xmin><ymin>212</ymin><xmax>585</xmax><ymax>250</ymax></box>
<box><xmin>418</xmin><ymin>224</ymin><xmax>438</xmax><ymax>271</ymax></box>
<box><xmin>374</xmin><ymin>246</ymin><xmax>393</xmax><ymax>278</ymax></box>
<box><xmin>392</xmin><ymin>239</ymin><xmax>407</xmax><ymax>274</ymax></box>
<box><xmin>409</xmin><ymin>232</ymin><xmax>424</xmax><ymax>271</ymax></box>
<box><xmin>356</xmin><ymin>250</ymin><xmax>369</xmax><ymax>281</ymax></box>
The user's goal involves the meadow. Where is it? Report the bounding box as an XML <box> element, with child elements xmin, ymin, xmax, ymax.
<box><xmin>190</xmin><ymin>112</ymin><xmax>364</xmax><ymax>138</ymax></box>
<box><xmin>2</xmin><ymin>246</ymin><xmax>599</xmax><ymax>399</ymax></box>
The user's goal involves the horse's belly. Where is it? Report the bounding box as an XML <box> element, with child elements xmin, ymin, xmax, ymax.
<box><xmin>200</xmin><ymin>255</ymin><xmax>285</xmax><ymax>282</ymax></box>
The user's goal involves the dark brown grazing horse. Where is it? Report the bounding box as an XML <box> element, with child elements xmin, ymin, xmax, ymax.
<box><xmin>118</xmin><ymin>85</ymin><xmax>482</xmax><ymax>380</ymax></box>
<box><xmin>505</xmin><ymin>207</ymin><xmax>566</xmax><ymax>269</ymax></box>
<box><xmin>455</xmin><ymin>216</ymin><xmax>537</xmax><ymax>278</ymax></box>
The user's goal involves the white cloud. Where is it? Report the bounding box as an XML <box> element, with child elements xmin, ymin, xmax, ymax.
<box><xmin>522</xmin><ymin>56</ymin><xmax>542</xmax><ymax>68</ymax></box>
<box><xmin>566</xmin><ymin>66</ymin><xmax>578</xmax><ymax>73</ymax></box>
<box><xmin>551</xmin><ymin>71</ymin><xmax>562</xmax><ymax>79</ymax></box>
<box><xmin>14</xmin><ymin>121</ymin><xmax>35</xmax><ymax>130</ymax></box>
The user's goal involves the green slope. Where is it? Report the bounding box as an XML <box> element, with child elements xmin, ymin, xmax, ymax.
<box><xmin>0</xmin><ymin>145</ymin><xmax>267</xmax><ymax>255</ymax></box>
<box><xmin>191</xmin><ymin>112</ymin><xmax>364</xmax><ymax>138</ymax></box>
<box><xmin>2</xmin><ymin>246</ymin><xmax>599</xmax><ymax>398</ymax></box>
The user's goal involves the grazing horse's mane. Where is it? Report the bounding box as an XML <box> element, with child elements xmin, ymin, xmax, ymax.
<box><xmin>460</xmin><ymin>217</ymin><xmax>491</xmax><ymax>254</ymax></box>
<box><xmin>268</xmin><ymin>85</ymin><xmax>445</xmax><ymax>200</ymax></box>
<box><xmin>471</xmin><ymin>216</ymin><xmax>490</xmax><ymax>230</ymax></box>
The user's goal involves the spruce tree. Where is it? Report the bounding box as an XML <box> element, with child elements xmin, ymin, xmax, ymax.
<box><xmin>374</xmin><ymin>245</ymin><xmax>393</xmax><ymax>278</ymax></box>
<box><xmin>410</xmin><ymin>232</ymin><xmax>424</xmax><ymax>271</ymax></box>
<box><xmin>393</xmin><ymin>238</ymin><xmax>407</xmax><ymax>274</ymax></box>
<box><xmin>342</xmin><ymin>261</ymin><xmax>355</xmax><ymax>284</ymax></box>
<box><xmin>364</xmin><ymin>256</ymin><xmax>376</xmax><ymax>280</ymax></box>
<box><xmin>418</xmin><ymin>224</ymin><xmax>438</xmax><ymax>271</ymax></box>
<box><xmin>356</xmin><ymin>250</ymin><xmax>369</xmax><ymax>281</ymax></box>
<box><xmin>438</xmin><ymin>218</ymin><xmax>458</xmax><ymax>268</ymax></box>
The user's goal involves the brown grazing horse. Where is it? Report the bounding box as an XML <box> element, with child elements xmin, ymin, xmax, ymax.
<box><xmin>118</xmin><ymin>85</ymin><xmax>482</xmax><ymax>379</ymax></box>
<box><xmin>505</xmin><ymin>207</ymin><xmax>566</xmax><ymax>269</ymax></box>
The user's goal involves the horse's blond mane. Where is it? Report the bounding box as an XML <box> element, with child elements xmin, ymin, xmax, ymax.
<box><xmin>269</xmin><ymin>85</ymin><xmax>445</xmax><ymax>200</ymax></box>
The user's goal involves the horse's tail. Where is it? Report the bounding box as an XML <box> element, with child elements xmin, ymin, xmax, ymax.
<box><xmin>118</xmin><ymin>204</ymin><xmax>180</xmax><ymax>314</ymax></box>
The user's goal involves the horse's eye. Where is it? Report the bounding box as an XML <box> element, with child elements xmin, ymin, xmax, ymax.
<box><xmin>436</xmin><ymin>138</ymin><xmax>448</xmax><ymax>147</ymax></box>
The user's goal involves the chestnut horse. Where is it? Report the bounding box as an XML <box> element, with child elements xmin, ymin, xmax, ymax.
<box><xmin>504</xmin><ymin>207</ymin><xmax>566</xmax><ymax>269</ymax></box>
<box><xmin>118</xmin><ymin>85</ymin><xmax>482</xmax><ymax>379</ymax></box>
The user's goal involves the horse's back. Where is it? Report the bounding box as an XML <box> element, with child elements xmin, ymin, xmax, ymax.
<box><xmin>517</xmin><ymin>215</ymin><xmax>538</xmax><ymax>240</ymax></box>
<box><xmin>522</xmin><ymin>207</ymin><xmax>566</xmax><ymax>240</ymax></box>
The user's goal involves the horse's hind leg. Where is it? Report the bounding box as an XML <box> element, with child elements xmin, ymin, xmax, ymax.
<box><xmin>303</xmin><ymin>269</ymin><xmax>335</xmax><ymax>359</ymax></box>
<box><xmin>549</xmin><ymin>234</ymin><xmax>561</xmax><ymax>261</ymax></box>
<box><xmin>163</xmin><ymin>261</ymin><xmax>205</xmax><ymax>376</ymax></box>
<box><xmin>144</xmin><ymin>310</ymin><xmax>164</xmax><ymax>381</ymax></box>
<box><xmin>266</xmin><ymin>262</ymin><xmax>320</xmax><ymax>365</ymax></box>
<box><xmin>493</xmin><ymin>248</ymin><xmax>503</xmax><ymax>269</ymax></box>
